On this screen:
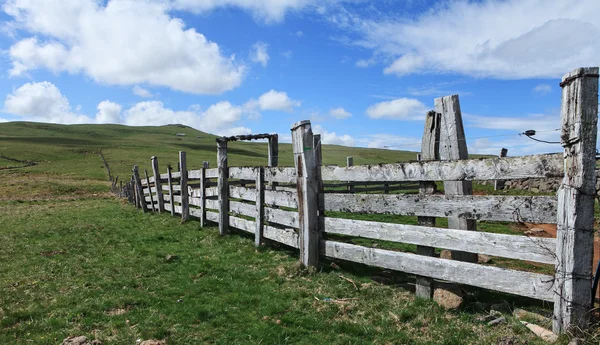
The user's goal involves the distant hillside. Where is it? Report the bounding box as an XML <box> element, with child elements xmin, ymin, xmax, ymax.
<box><xmin>0</xmin><ymin>121</ymin><xmax>420</xmax><ymax>181</ymax></box>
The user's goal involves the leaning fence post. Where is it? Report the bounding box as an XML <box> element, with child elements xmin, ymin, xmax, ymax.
<box><xmin>151</xmin><ymin>156</ymin><xmax>165</xmax><ymax>212</ymax></box>
<box><xmin>200</xmin><ymin>161</ymin><xmax>209</xmax><ymax>227</ymax></box>
<box><xmin>436</xmin><ymin>94</ymin><xmax>478</xmax><ymax>263</ymax></box>
<box><xmin>291</xmin><ymin>120</ymin><xmax>320</xmax><ymax>267</ymax></box>
<box><xmin>346</xmin><ymin>156</ymin><xmax>354</xmax><ymax>193</ymax></box>
<box><xmin>144</xmin><ymin>169</ymin><xmax>155</xmax><ymax>212</ymax></box>
<box><xmin>217</xmin><ymin>139</ymin><xmax>229</xmax><ymax>235</ymax></box>
<box><xmin>179</xmin><ymin>151</ymin><xmax>189</xmax><ymax>222</ymax></box>
<box><xmin>132</xmin><ymin>166</ymin><xmax>148</xmax><ymax>213</ymax></box>
<box><xmin>167</xmin><ymin>165</ymin><xmax>175</xmax><ymax>216</ymax></box>
<box><xmin>255</xmin><ymin>167</ymin><xmax>265</xmax><ymax>247</ymax></box>
<box><xmin>553</xmin><ymin>67</ymin><xmax>599</xmax><ymax>334</ymax></box>
<box><xmin>494</xmin><ymin>148</ymin><xmax>508</xmax><ymax>191</ymax></box>
<box><xmin>415</xmin><ymin>110</ymin><xmax>440</xmax><ymax>299</ymax></box>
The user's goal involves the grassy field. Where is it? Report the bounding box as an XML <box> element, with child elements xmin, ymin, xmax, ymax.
<box><xmin>0</xmin><ymin>121</ymin><xmax>591</xmax><ymax>344</ymax></box>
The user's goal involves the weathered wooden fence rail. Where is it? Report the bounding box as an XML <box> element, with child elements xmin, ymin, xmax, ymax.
<box><xmin>119</xmin><ymin>67</ymin><xmax>599</xmax><ymax>335</ymax></box>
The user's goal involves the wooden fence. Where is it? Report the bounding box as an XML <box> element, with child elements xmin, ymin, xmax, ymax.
<box><xmin>116</xmin><ymin>67</ymin><xmax>599</xmax><ymax>335</ymax></box>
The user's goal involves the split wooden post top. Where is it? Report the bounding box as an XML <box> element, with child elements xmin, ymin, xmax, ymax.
<box><xmin>291</xmin><ymin>120</ymin><xmax>320</xmax><ymax>268</ymax></box>
<box><xmin>553</xmin><ymin>67</ymin><xmax>599</xmax><ymax>334</ymax></box>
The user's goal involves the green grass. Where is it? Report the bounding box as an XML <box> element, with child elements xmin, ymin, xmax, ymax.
<box><xmin>0</xmin><ymin>198</ymin><xmax>565</xmax><ymax>344</ymax></box>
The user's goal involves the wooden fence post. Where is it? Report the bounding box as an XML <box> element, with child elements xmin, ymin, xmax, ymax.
<box><xmin>346</xmin><ymin>156</ymin><xmax>354</xmax><ymax>194</ymax></box>
<box><xmin>217</xmin><ymin>140</ymin><xmax>229</xmax><ymax>235</ymax></box>
<box><xmin>132</xmin><ymin>166</ymin><xmax>148</xmax><ymax>213</ymax></box>
<box><xmin>179</xmin><ymin>151</ymin><xmax>189</xmax><ymax>222</ymax></box>
<box><xmin>144</xmin><ymin>169</ymin><xmax>155</xmax><ymax>212</ymax></box>
<box><xmin>436</xmin><ymin>94</ymin><xmax>478</xmax><ymax>263</ymax></box>
<box><xmin>553</xmin><ymin>67</ymin><xmax>599</xmax><ymax>334</ymax></box>
<box><xmin>167</xmin><ymin>164</ymin><xmax>175</xmax><ymax>216</ymax></box>
<box><xmin>494</xmin><ymin>148</ymin><xmax>508</xmax><ymax>191</ymax></box>
<box><xmin>291</xmin><ymin>120</ymin><xmax>320</xmax><ymax>268</ymax></box>
<box><xmin>200</xmin><ymin>161</ymin><xmax>209</xmax><ymax>227</ymax></box>
<box><xmin>268</xmin><ymin>135</ymin><xmax>279</xmax><ymax>191</ymax></box>
<box><xmin>255</xmin><ymin>167</ymin><xmax>265</xmax><ymax>247</ymax></box>
<box><xmin>151</xmin><ymin>156</ymin><xmax>165</xmax><ymax>212</ymax></box>
<box><xmin>415</xmin><ymin>110</ymin><xmax>440</xmax><ymax>299</ymax></box>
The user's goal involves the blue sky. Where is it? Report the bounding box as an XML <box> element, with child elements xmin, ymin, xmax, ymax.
<box><xmin>0</xmin><ymin>0</ymin><xmax>598</xmax><ymax>155</ymax></box>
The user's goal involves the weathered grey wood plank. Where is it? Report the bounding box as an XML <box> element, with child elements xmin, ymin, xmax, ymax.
<box><xmin>199</xmin><ymin>162</ymin><xmax>208</xmax><ymax>228</ymax></box>
<box><xmin>230</xmin><ymin>186</ymin><xmax>298</xmax><ymax>208</ymax></box>
<box><xmin>323</xmin><ymin>193</ymin><xmax>557</xmax><ymax>223</ymax></box>
<box><xmin>229</xmin><ymin>166</ymin><xmax>258</xmax><ymax>180</ymax></box>
<box><xmin>167</xmin><ymin>164</ymin><xmax>175</xmax><ymax>216</ymax></box>
<box><xmin>292</xmin><ymin>120</ymin><xmax>320</xmax><ymax>267</ymax></box>
<box><xmin>230</xmin><ymin>215</ymin><xmax>254</xmax><ymax>234</ymax></box>
<box><xmin>324</xmin><ymin>241</ymin><xmax>554</xmax><ymax>301</ymax></box>
<box><xmin>264</xmin><ymin>167</ymin><xmax>296</xmax><ymax>183</ymax></box>
<box><xmin>205</xmin><ymin>187</ymin><xmax>218</xmax><ymax>197</ymax></box>
<box><xmin>144</xmin><ymin>169</ymin><xmax>156</xmax><ymax>212</ymax></box>
<box><xmin>151</xmin><ymin>156</ymin><xmax>165</xmax><ymax>212</ymax></box>
<box><xmin>553</xmin><ymin>67</ymin><xmax>599</xmax><ymax>334</ymax></box>
<box><xmin>264</xmin><ymin>226</ymin><xmax>299</xmax><ymax>248</ymax></box>
<box><xmin>324</xmin><ymin>217</ymin><xmax>556</xmax><ymax>264</ymax></box>
<box><xmin>179</xmin><ymin>151</ymin><xmax>189</xmax><ymax>222</ymax></box>
<box><xmin>206</xmin><ymin>199</ymin><xmax>219</xmax><ymax>210</ymax></box>
<box><xmin>217</xmin><ymin>141</ymin><xmax>229</xmax><ymax>235</ymax></box>
<box><xmin>206</xmin><ymin>210</ymin><xmax>219</xmax><ymax>222</ymax></box>
<box><xmin>230</xmin><ymin>200</ymin><xmax>257</xmax><ymax>218</ymax></box>
<box><xmin>265</xmin><ymin>207</ymin><xmax>299</xmax><ymax>228</ymax></box>
<box><xmin>320</xmin><ymin>153</ymin><xmax>563</xmax><ymax>182</ymax></box>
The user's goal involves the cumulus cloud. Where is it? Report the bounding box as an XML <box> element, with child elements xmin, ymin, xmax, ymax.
<box><xmin>250</xmin><ymin>41</ymin><xmax>270</xmax><ymax>67</ymax></box>
<box><xmin>366</xmin><ymin>98</ymin><xmax>428</xmax><ymax>120</ymax></box>
<box><xmin>313</xmin><ymin>124</ymin><xmax>355</xmax><ymax>147</ymax></box>
<box><xmin>96</xmin><ymin>101</ymin><xmax>122</xmax><ymax>124</ymax></box>
<box><xmin>329</xmin><ymin>107</ymin><xmax>351</xmax><ymax>119</ymax></box>
<box><xmin>4</xmin><ymin>0</ymin><xmax>245</xmax><ymax>94</ymax></box>
<box><xmin>245</xmin><ymin>89</ymin><xmax>301</xmax><ymax>113</ymax></box>
<box><xmin>132</xmin><ymin>86</ymin><xmax>154</xmax><ymax>98</ymax></box>
<box><xmin>3</xmin><ymin>81</ymin><xmax>91</xmax><ymax>123</ymax></box>
<box><xmin>335</xmin><ymin>0</ymin><xmax>600</xmax><ymax>79</ymax></box>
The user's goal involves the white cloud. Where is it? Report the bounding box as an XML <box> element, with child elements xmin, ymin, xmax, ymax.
<box><xmin>132</xmin><ymin>85</ymin><xmax>154</xmax><ymax>98</ymax></box>
<box><xmin>123</xmin><ymin>100</ymin><xmax>251</xmax><ymax>136</ymax></box>
<box><xmin>336</xmin><ymin>0</ymin><xmax>600</xmax><ymax>79</ymax></box>
<box><xmin>329</xmin><ymin>107</ymin><xmax>351</xmax><ymax>119</ymax></box>
<box><xmin>313</xmin><ymin>124</ymin><xmax>355</xmax><ymax>147</ymax></box>
<box><xmin>96</xmin><ymin>100</ymin><xmax>122</xmax><ymax>124</ymax></box>
<box><xmin>250</xmin><ymin>41</ymin><xmax>270</xmax><ymax>67</ymax></box>
<box><xmin>295</xmin><ymin>30</ymin><xmax>304</xmax><ymax>37</ymax></box>
<box><xmin>246</xmin><ymin>89</ymin><xmax>301</xmax><ymax>113</ymax></box>
<box><xmin>366</xmin><ymin>98</ymin><xmax>428</xmax><ymax>120</ymax></box>
<box><xmin>4</xmin><ymin>0</ymin><xmax>245</xmax><ymax>94</ymax></box>
<box><xmin>172</xmin><ymin>0</ymin><xmax>318</xmax><ymax>23</ymax></box>
<box><xmin>533</xmin><ymin>84</ymin><xmax>552</xmax><ymax>94</ymax></box>
<box><xmin>3</xmin><ymin>81</ymin><xmax>91</xmax><ymax>124</ymax></box>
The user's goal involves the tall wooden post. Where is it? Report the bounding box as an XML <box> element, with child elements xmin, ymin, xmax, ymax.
<box><xmin>144</xmin><ymin>169</ymin><xmax>155</xmax><ymax>212</ymax></box>
<box><xmin>200</xmin><ymin>161</ymin><xmax>209</xmax><ymax>227</ymax></box>
<box><xmin>179</xmin><ymin>151</ymin><xmax>189</xmax><ymax>222</ymax></box>
<box><xmin>415</xmin><ymin>110</ymin><xmax>440</xmax><ymax>299</ymax></box>
<box><xmin>268</xmin><ymin>135</ymin><xmax>279</xmax><ymax>191</ymax></box>
<box><xmin>255</xmin><ymin>167</ymin><xmax>265</xmax><ymax>247</ymax></box>
<box><xmin>217</xmin><ymin>140</ymin><xmax>229</xmax><ymax>235</ymax></box>
<box><xmin>494</xmin><ymin>148</ymin><xmax>508</xmax><ymax>191</ymax></box>
<box><xmin>346</xmin><ymin>156</ymin><xmax>354</xmax><ymax>193</ymax></box>
<box><xmin>167</xmin><ymin>165</ymin><xmax>175</xmax><ymax>216</ymax></box>
<box><xmin>436</xmin><ymin>95</ymin><xmax>478</xmax><ymax>263</ymax></box>
<box><xmin>132</xmin><ymin>166</ymin><xmax>148</xmax><ymax>213</ymax></box>
<box><xmin>151</xmin><ymin>156</ymin><xmax>165</xmax><ymax>212</ymax></box>
<box><xmin>291</xmin><ymin>120</ymin><xmax>320</xmax><ymax>267</ymax></box>
<box><xmin>553</xmin><ymin>67</ymin><xmax>599</xmax><ymax>334</ymax></box>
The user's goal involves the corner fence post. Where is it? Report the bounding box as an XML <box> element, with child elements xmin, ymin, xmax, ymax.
<box><xmin>291</xmin><ymin>120</ymin><xmax>320</xmax><ymax>268</ymax></box>
<box><xmin>436</xmin><ymin>94</ymin><xmax>478</xmax><ymax>263</ymax></box>
<box><xmin>132</xmin><ymin>166</ymin><xmax>148</xmax><ymax>213</ymax></box>
<box><xmin>179</xmin><ymin>151</ymin><xmax>189</xmax><ymax>222</ymax></box>
<box><xmin>200</xmin><ymin>161</ymin><xmax>208</xmax><ymax>228</ymax></box>
<box><xmin>553</xmin><ymin>67</ymin><xmax>599</xmax><ymax>334</ymax></box>
<box><xmin>415</xmin><ymin>110</ymin><xmax>440</xmax><ymax>299</ymax></box>
<box><xmin>217</xmin><ymin>140</ymin><xmax>229</xmax><ymax>235</ymax></box>
<box><xmin>151</xmin><ymin>156</ymin><xmax>165</xmax><ymax>212</ymax></box>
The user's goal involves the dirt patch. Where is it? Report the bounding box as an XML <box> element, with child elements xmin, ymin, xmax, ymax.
<box><xmin>40</xmin><ymin>250</ymin><xmax>65</xmax><ymax>257</ymax></box>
